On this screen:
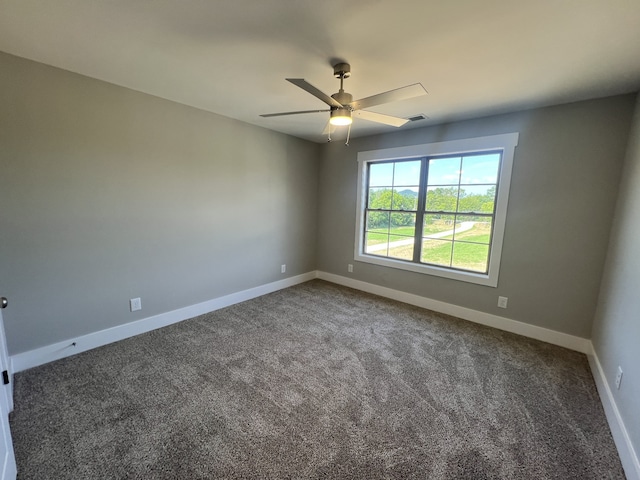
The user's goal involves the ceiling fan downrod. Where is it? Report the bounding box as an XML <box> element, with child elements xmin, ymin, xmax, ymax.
<box><xmin>331</xmin><ymin>63</ymin><xmax>353</xmax><ymax>108</ymax></box>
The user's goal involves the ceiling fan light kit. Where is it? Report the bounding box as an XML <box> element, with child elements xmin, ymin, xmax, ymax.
<box><xmin>330</xmin><ymin>107</ymin><xmax>352</xmax><ymax>126</ymax></box>
<box><xmin>260</xmin><ymin>62</ymin><xmax>427</xmax><ymax>138</ymax></box>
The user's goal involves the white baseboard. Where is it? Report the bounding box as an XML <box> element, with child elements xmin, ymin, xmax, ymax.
<box><xmin>12</xmin><ymin>270</ymin><xmax>593</xmax><ymax>371</ymax></box>
<box><xmin>588</xmin><ymin>350</ymin><xmax>640</xmax><ymax>480</ymax></box>
<box><xmin>316</xmin><ymin>271</ymin><xmax>592</xmax><ymax>354</ymax></box>
<box><xmin>10</xmin><ymin>272</ymin><xmax>317</xmax><ymax>373</ymax></box>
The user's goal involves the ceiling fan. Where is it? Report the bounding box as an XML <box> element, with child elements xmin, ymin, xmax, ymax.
<box><xmin>260</xmin><ymin>62</ymin><xmax>427</xmax><ymax>139</ymax></box>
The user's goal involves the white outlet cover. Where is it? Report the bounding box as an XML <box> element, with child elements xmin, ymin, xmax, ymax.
<box><xmin>130</xmin><ymin>298</ymin><xmax>142</xmax><ymax>312</ymax></box>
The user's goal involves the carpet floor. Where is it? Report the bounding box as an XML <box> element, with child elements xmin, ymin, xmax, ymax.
<box><xmin>9</xmin><ymin>280</ymin><xmax>625</xmax><ymax>479</ymax></box>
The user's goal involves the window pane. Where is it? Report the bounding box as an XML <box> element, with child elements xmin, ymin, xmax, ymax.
<box><xmin>390</xmin><ymin>213</ymin><xmax>416</xmax><ymax>233</ymax></box>
<box><xmin>387</xmin><ymin>234</ymin><xmax>415</xmax><ymax>261</ymax></box>
<box><xmin>427</xmin><ymin>157</ymin><xmax>461</xmax><ymax>185</ymax></box>
<box><xmin>392</xmin><ymin>188</ymin><xmax>418</xmax><ymax>211</ymax></box>
<box><xmin>457</xmin><ymin>185</ymin><xmax>497</xmax><ymax>213</ymax></box>
<box><xmin>421</xmin><ymin>239</ymin><xmax>453</xmax><ymax>266</ymax></box>
<box><xmin>369</xmin><ymin>163</ymin><xmax>394</xmax><ymax>187</ymax></box>
<box><xmin>366</xmin><ymin>210</ymin><xmax>390</xmax><ymax>256</ymax></box>
<box><xmin>365</xmin><ymin>230</ymin><xmax>389</xmax><ymax>247</ymax></box>
<box><xmin>426</xmin><ymin>186</ymin><xmax>458</xmax><ymax>212</ymax></box>
<box><xmin>393</xmin><ymin>160</ymin><xmax>421</xmax><ymax>186</ymax></box>
<box><xmin>460</xmin><ymin>154</ymin><xmax>500</xmax><ymax>185</ymax></box>
<box><xmin>451</xmin><ymin>242</ymin><xmax>489</xmax><ymax>273</ymax></box>
<box><xmin>365</xmin><ymin>232</ymin><xmax>388</xmax><ymax>255</ymax></box>
<box><xmin>423</xmin><ymin>214</ymin><xmax>456</xmax><ymax>238</ymax></box>
<box><xmin>366</xmin><ymin>211</ymin><xmax>389</xmax><ymax>233</ymax></box>
<box><xmin>454</xmin><ymin>216</ymin><xmax>492</xmax><ymax>244</ymax></box>
<box><xmin>368</xmin><ymin>188</ymin><xmax>392</xmax><ymax>209</ymax></box>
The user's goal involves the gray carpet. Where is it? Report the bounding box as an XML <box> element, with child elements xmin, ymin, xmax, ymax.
<box><xmin>10</xmin><ymin>280</ymin><xmax>624</xmax><ymax>479</ymax></box>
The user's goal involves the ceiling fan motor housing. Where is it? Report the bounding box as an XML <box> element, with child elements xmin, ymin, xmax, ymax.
<box><xmin>332</xmin><ymin>90</ymin><xmax>353</xmax><ymax>106</ymax></box>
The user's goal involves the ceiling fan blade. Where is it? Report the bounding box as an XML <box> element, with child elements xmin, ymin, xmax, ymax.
<box><xmin>286</xmin><ymin>78</ymin><xmax>343</xmax><ymax>108</ymax></box>
<box><xmin>260</xmin><ymin>109</ymin><xmax>330</xmax><ymax>118</ymax></box>
<box><xmin>354</xmin><ymin>110</ymin><xmax>409</xmax><ymax>127</ymax></box>
<box><xmin>349</xmin><ymin>83</ymin><xmax>427</xmax><ymax>111</ymax></box>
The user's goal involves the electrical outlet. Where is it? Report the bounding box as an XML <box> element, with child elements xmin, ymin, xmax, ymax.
<box><xmin>281</xmin><ymin>264</ymin><xmax>286</xmax><ymax>274</ymax></box>
<box><xmin>130</xmin><ymin>297</ymin><xmax>142</xmax><ymax>312</ymax></box>
<box><xmin>615</xmin><ymin>366</ymin><xmax>623</xmax><ymax>390</ymax></box>
<box><xmin>348</xmin><ymin>264</ymin><xmax>353</xmax><ymax>273</ymax></box>
<box><xmin>497</xmin><ymin>296</ymin><xmax>508</xmax><ymax>309</ymax></box>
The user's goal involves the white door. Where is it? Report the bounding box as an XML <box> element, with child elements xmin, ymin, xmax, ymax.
<box><xmin>0</xmin><ymin>297</ymin><xmax>16</xmax><ymax>480</ymax></box>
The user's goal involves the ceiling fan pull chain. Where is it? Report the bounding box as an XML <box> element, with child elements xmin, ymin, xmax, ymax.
<box><xmin>345</xmin><ymin>122</ymin><xmax>351</xmax><ymax>146</ymax></box>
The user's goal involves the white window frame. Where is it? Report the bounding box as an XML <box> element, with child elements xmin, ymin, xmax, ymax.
<box><xmin>354</xmin><ymin>133</ymin><xmax>519</xmax><ymax>287</ymax></box>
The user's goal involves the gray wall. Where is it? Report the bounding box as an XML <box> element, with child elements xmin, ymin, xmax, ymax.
<box><xmin>0</xmin><ymin>52</ymin><xmax>320</xmax><ymax>355</ymax></box>
<box><xmin>317</xmin><ymin>95</ymin><xmax>636</xmax><ymax>338</ymax></box>
<box><xmin>592</xmin><ymin>95</ymin><xmax>640</xmax><ymax>464</ymax></box>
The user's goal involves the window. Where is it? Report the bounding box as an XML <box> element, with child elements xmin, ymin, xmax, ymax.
<box><xmin>355</xmin><ymin>134</ymin><xmax>518</xmax><ymax>287</ymax></box>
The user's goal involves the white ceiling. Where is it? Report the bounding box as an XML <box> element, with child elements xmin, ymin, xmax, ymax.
<box><xmin>2</xmin><ymin>1</ymin><xmax>640</xmax><ymax>143</ymax></box>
